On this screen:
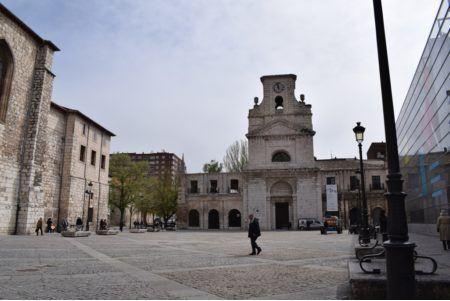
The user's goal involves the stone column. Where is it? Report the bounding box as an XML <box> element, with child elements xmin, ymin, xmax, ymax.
<box><xmin>16</xmin><ymin>45</ymin><xmax>56</xmax><ymax>234</ymax></box>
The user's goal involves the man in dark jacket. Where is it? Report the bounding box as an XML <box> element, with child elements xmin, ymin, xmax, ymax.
<box><xmin>248</xmin><ymin>214</ymin><xmax>262</xmax><ymax>255</ymax></box>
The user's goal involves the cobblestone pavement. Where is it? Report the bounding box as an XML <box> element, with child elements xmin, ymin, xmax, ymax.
<box><xmin>0</xmin><ymin>230</ymin><xmax>355</xmax><ymax>299</ymax></box>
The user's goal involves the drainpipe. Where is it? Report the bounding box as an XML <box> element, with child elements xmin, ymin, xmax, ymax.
<box><xmin>81</xmin><ymin>123</ymin><xmax>90</xmax><ymax>229</ymax></box>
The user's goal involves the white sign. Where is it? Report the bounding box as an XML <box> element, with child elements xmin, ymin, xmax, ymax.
<box><xmin>326</xmin><ymin>184</ymin><xmax>338</xmax><ymax>211</ymax></box>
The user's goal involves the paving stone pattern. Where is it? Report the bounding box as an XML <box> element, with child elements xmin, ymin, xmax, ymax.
<box><xmin>0</xmin><ymin>231</ymin><xmax>358</xmax><ymax>299</ymax></box>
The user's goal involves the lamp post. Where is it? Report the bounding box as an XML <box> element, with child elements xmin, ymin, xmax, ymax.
<box><xmin>85</xmin><ymin>181</ymin><xmax>93</xmax><ymax>231</ymax></box>
<box><xmin>354</xmin><ymin>169</ymin><xmax>363</xmax><ymax>233</ymax></box>
<box><xmin>353</xmin><ymin>122</ymin><xmax>370</xmax><ymax>245</ymax></box>
<box><xmin>372</xmin><ymin>0</ymin><xmax>415</xmax><ymax>298</ymax></box>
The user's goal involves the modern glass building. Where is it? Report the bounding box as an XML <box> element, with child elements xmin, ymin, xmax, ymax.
<box><xmin>396</xmin><ymin>0</ymin><xmax>449</xmax><ymax>233</ymax></box>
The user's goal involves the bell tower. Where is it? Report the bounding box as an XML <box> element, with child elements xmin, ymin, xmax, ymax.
<box><xmin>246</xmin><ymin>74</ymin><xmax>315</xmax><ymax>170</ymax></box>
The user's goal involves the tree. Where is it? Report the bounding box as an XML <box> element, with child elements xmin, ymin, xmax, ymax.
<box><xmin>149</xmin><ymin>171</ymin><xmax>179</xmax><ymax>227</ymax></box>
<box><xmin>133</xmin><ymin>180</ymin><xmax>155</xmax><ymax>225</ymax></box>
<box><xmin>109</xmin><ymin>154</ymin><xmax>147</xmax><ymax>231</ymax></box>
<box><xmin>202</xmin><ymin>160</ymin><xmax>223</xmax><ymax>173</ymax></box>
<box><xmin>223</xmin><ymin>139</ymin><xmax>248</xmax><ymax>172</ymax></box>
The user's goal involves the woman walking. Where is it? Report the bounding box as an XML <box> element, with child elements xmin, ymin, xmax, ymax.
<box><xmin>437</xmin><ymin>209</ymin><xmax>450</xmax><ymax>250</ymax></box>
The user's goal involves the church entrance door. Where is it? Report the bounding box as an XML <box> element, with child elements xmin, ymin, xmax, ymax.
<box><xmin>275</xmin><ymin>202</ymin><xmax>289</xmax><ymax>229</ymax></box>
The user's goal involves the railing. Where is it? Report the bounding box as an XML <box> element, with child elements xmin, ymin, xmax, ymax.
<box><xmin>187</xmin><ymin>188</ymin><xmax>199</xmax><ymax>194</ymax></box>
<box><xmin>369</xmin><ymin>183</ymin><xmax>385</xmax><ymax>191</ymax></box>
<box><xmin>187</xmin><ymin>186</ymin><xmax>242</xmax><ymax>195</ymax></box>
<box><xmin>227</xmin><ymin>187</ymin><xmax>240</xmax><ymax>194</ymax></box>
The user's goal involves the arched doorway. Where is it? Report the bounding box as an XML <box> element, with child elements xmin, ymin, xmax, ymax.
<box><xmin>188</xmin><ymin>209</ymin><xmax>199</xmax><ymax>227</ymax></box>
<box><xmin>270</xmin><ymin>181</ymin><xmax>293</xmax><ymax>229</ymax></box>
<box><xmin>372</xmin><ymin>207</ymin><xmax>383</xmax><ymax>226</ymax></box>
<box><xmin>208</xmin><ymin>209</ymin><xmax>220</xmax><ymax>229</ymax></box>
<box><xmin>228</xmin><ymin>209</ymin><xmax>241</xmax><ymax>227</ymax></box>
<box><xmin>349</xmin><ymin>207</ymin><xmax>360</xmax><ymax>226</ymax></box>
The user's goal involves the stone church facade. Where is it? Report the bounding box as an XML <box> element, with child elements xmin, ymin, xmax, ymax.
<box><xmin>177</xmin><ymin>74</ymin><xmax>388</xmax><ymax>230</ymax></box>
<box><xmin>0</xmin><ymin>4</ymin><xmax>114</xmax><ymax>234</ymax></box>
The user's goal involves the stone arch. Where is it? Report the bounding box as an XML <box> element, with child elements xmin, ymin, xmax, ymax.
<box><xmin>188</xmin><ymin>209</ymin><xmax>200</xmax><ymax>227</ymax></box>
<box><xmin>228</xmin><ymin>209</ymin><xmax>241</xmax><ymax>227</ymax></box>
<box><xmin>275</xmin><ymin>95</ymin><xmax>284</xmax><ymax>110</ymax></box>
<box><xmin>272</xmin><ymin>150</ymin><xmax>291</xmax><ymax>162</ymax></box>
<box><xmin>371</xmin><ymin>207</ymin><xmax>384</xmax><ymax>226</ymax></box>
<box><xmin>208</xmin><ymin>209</ymin><xmax>220</xmax><ymax>229</ymax></box>
<box><xmin>0</xmin><ymin>39</ymin><xmax>14</xmax><ymax>123</ymax></box>
<box><xmin>270</xmin><ymin>181</ymin><xmax>293</xmax><ymax>197</ymax></box>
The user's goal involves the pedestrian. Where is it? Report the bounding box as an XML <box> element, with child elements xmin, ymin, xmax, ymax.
<box><xmin>46</xmin><ymin>217</ymin><xmax>53</xmax><ymax>233</ymax></box>
<box><xmin>437</xmin><ymin>209</ymin><xmax>450</xmax><ymax>250</ymax></box>
<box><xmin>100</xmin><ymin>219</ymin><xmax>107</xmax><ymax>230</ymax></box>
<box><xmin>248</xmin><ymin>214</ymin><xmax>262</xmax><ymax>255</ymax></box>
<box><xmin>35</xmin><ymin>218</ymin><xmax>43</xmax><ymax>236</ymax></box>
<box><xmin>76</xmin><ymin>217</ymin><xmax>83</xmax><ymax>231</ymax></box>
<box><xmin>61</xmin><ymin>218</ymin><xmax>69</xmax><ymax>231</ymax></box>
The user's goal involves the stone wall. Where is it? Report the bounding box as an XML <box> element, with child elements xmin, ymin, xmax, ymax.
<box><xmin>42</xmin><ymin>107</ymin><xmax>66</xmax><ymax>220</ymax></box>
<box><xmin>0</xmin><ymin>9</ymin><xmax>56</xmax><ymax>234</ymax></box>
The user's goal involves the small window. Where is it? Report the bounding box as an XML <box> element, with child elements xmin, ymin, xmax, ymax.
<box><xmin>190</xmin><ymin>180</ymin><xmax>198</xmax><ymax>193</ymax></box>
<box><xmin>230</xmin><ymin>179</ymin><xmax>239</xmax><ymax>193</ymax></box>
<box><xmin>91</xmin><ymin>150</ymin><xmax>97</xmax><ymax>166</ymax></box>
<box><xmin>272</xmin><ymin>151</ymin><xmax>290</xmax><ymax>162</ymax></box>
<box><xmin>101</xmin><ymin>155</ymin><xmax>106</xmax><ymax>169</ymax></box>
<box><xmin>80</xmin><ymin>145</ymin><xmax>86</xmax><ymax>162</ymax></box>
<box><xmin>93</xmin><ymin>132</ymin><xmax>97</xmax><ymax>142</ymax></box>
<box><xmin>372</xmin><ymin>175</ymin><xmax>381</xmax><ymax>190</ymax></box>
<box><xmin>275</xmin><ymin>96</ymin><xmax>284</xmax><ymax>110</ymax></box>
<box><xmin>82</xmin><ymin>124</ymin><xmax>86</xmax><ymax>135</ymax></box>
<box><xmin>350</xmin><ymin>176</ymin><xmax>360</xmax><ymax>190</ymax></box>
<box><xmin>326</xmin><ymin>177</ymin><xmax>335</xmax><ymax>185</ymax></box>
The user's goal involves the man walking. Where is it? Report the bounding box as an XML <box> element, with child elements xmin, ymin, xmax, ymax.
<box><xmin>35</xmin><ymin>218</ymin><xmax>43</xmax><ymax>236</ymax></box>
<box><xmin>248</xmin><ymin>214</ymin><xmax>262</xmax><ymax>255</ymax></box>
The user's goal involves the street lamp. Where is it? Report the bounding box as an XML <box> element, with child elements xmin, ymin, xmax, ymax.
<box><xmin>85</xmin><ymin>181</ymin><xmax>94</xmax><ymax>231</ymax></box>
<box><xmin>372</xmin><ymin>0</ymin><xmax>415</xmax><ymax>298</ymax></box>
<box><xmin>353</xmin><ymin>122</ymin><xmax>370</xmax><ymax>245</ymax></box>
<box><xmin>354</xmin><ymin>169</ymin><xmax>363</xmax><ymax>233</ymax></box>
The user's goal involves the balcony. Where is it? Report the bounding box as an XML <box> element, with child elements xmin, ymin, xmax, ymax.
<box><xmin>369</xmin><ymin>183</ymin><xmax>385</xmax><ymax>191</ymax></box>
<box><xmin>187</xmin><ymin>186</ymin><xmax>242</xmax><ymax>195</ymax></box>
<box><xmin>187</xmin><ymin>187</ymin><xmax>199</xmax><ymax>194</ymax></box>
<box><xmin>227</xmin><ymin>187</ymin><xmax>241</xmax><ymax>194</ymax></box>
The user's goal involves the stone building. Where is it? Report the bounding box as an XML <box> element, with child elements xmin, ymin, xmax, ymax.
<box><xmin>48</xmin><ymin>103</ymin><xmax>114</xmax><ymax>232</ymax></box>
<box><xmin>177</xmin><ymin>74</ymin><xmax>387</xmax><ymax>230</ymax></box>
<box><xmin>123</xmin><ymin>151</ymin><xmax>185</xmax><ymax>177</ymax></box>
<box><xmin>0</xmin><ymin>4</ymin><xmax>114</xmax><ymax>234</ymax></box>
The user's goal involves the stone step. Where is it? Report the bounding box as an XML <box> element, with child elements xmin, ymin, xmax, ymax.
<box><xmin>61</xmin><ymin>231</ymin><xmax>91</xmax><ymax>237</ymax></box>
<box><xmin>96</xmin><ymin>229</ymin><xmax>119</xmax><ymax>235</ymax></box>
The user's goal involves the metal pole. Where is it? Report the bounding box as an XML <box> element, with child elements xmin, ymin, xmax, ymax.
<box><xmin>358</xmin><ymin>143</ymin><xmax>370</xmax><ymax>244</ymax></box>
<box><xmin>372</xmin><ymin>0</ymin><xmax>415</xmax><ymax>298</ymax></box>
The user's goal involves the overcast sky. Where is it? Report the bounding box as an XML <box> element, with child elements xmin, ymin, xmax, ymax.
<box><xmin>4</xmin><ymin>0</ymin><xmax>441</xmax><ymax>172</ymax></box>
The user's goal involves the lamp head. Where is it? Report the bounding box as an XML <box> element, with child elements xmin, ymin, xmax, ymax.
<box><xmin>353</xmin><ymin>122</ymin><xmax>365</xmax><ymax>144</ymax></box>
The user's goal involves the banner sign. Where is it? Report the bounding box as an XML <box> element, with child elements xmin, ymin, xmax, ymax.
<box><xmin>326</xmin><ymin>184</ymin><xmax>338</xmax><ymax>211</ymax></box>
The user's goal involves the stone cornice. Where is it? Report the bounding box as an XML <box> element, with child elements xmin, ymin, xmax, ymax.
<box><xmin>242</xmin><ymin>167</ymin><xmax>320</xmax><ymax>178</ymax></box>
